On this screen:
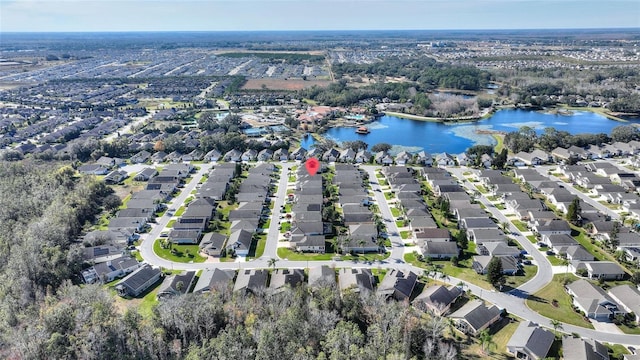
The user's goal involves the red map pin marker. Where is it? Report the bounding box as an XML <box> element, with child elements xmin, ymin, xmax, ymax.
<box><xmin>305</xmin><ymin>157</ymin><xmax>320</xmax><ymax>176</ymax></box>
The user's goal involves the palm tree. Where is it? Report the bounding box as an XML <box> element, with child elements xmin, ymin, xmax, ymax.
<box><xmin>550</xmin><ymin>319</ymin><xmax>563</xmax><ymax>338</ymax></box>
<box><xmin>359</xmin><ymin>239</ymin><xmax>366</xmax><ymax>255</ymax></box>
<box><xmin>478</xmin><ymin>329</ymin><xmax>495</xmax><ymax>354</ymax></box>
<box><xmin>267</xmin><ymin>258</ymin><xmax>278</xmax><ymax>270</ymax></box>
<box><xmin>501</xmin><ymin>221</ymin><xmax>511</xmax><ymax>234</ymax></box>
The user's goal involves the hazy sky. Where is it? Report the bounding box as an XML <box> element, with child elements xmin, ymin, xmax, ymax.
<box><xmin>1</xmin><ymin>0</ymin><xmax>639</xmax><ymax>32</ymax></box>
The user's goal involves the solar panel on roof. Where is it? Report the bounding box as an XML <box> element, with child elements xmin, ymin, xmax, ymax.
<box><xmin>93</xmin><ymin>247</ymin><xmax>110</xmax><ymax>256</ymax></box>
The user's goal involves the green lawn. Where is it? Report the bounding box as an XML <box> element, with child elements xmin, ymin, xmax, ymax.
<box><xmin>167</xmin><ymin>219</ymin><xmax>176</xmax><ymax>228</ymax></box>
<box><xmin>526</xmin><ymin>235</ymin><xmax>538</xmax><ymax>244</ymax></box>
<box><xmin>547</xmin><ymin>255</ymin><xmax>566</xmax><ymax>266</ymax></box>
<box><xmin>280</xmin><ymin>221</ymin><xmax>291</xmax><ymax>234</ymax></box>
<box><xmin>511</xmin><ymin>220</ymin><xmax>528</xmax><ymax>232</ymax></box>
<box><xmin>395</xmin><ymin>220</ymin><xmax>405</xmax><ymax>228</ymax></box>
<box><xmin>400</xmin><ymin>230</ymin><xmax>412</xmax><ymax>239</ymax></box>
<box><xmin>526</xmin><ymin>274</ymin><xmax>594</xmax><ymax>329</ymax></box>
<box><xmin>288</xmin><ymin>175</ymin><xmax>296</xmax><ymax>182</ymax></box>
<box><xmin>342</xmin><ymin>252</ymin><xmax>390</xmax><ymax>262</ymax></box>
<box><xmin>495</xmin><ymin>203</ymin><xmax>506</xmax><ymax>210</ymax></box>
<box><xmin>405</xmin><ymin>253</ymin><xmax>537</xmax><ymax>292</ymax></box>
<box><xmin>153</xmin><ymin>239</ymin><xmax>206</xmax><ymax>263</ymax></box>
<box><xmin>391</xmin><ymin>207</ymin><xmax>401</xmax><ymax>217</ymax></box>
<box><xmin>277</xmin><ymin>247</ymin><xmax>335</xmax><ymax>261</ymax></box>
<box><xmin>174</xmin><ymin>206</ymin><xmax>186</xmax><ymax>217</ymax></box>
<box><xmin>571</xmin><ymin>227</ymin><xmax>617</xmax><ymax>263</ymax></box>
<box><xmin>247</xmin><ymin>234</ymin><xmax>266</xmax><ymax>259</ymax></box>
<box><xmin>618</xmin><ymin>324</ymin><xmax>640</xmax><ymax>335</ymax></box>
<box><xmin>607</xmin><ymin>343</ymin><xmax>631</xmax><ymax>358</ymax></box>
<box><xmin>262</xmin><ymin>219</ymin><xmax>271</xmax><ymax>229</ymax></box>
<box><xmin>475</xmin><ymin>184</ymin><xmax>489</xmax><ymax>194</ymax></box>
<box><xmin>385</xmin><ymin>192</ymin><xmax>395</xmax><ymax>200</ymax></box>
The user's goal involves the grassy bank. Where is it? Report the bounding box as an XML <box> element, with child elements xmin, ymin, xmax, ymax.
<box><xmin>383</xmin><ymin>111</ymin><xmax>481</xmax><ymax>123</ymax></box>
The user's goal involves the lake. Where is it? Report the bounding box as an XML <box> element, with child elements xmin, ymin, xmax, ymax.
<box><xmin>323</xmin><ymin>109</ymin><xmax>640</xmax><ymax>155</ymax></box>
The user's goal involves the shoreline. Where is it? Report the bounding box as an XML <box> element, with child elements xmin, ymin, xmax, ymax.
<box><xmin>384</xmin><ymin>106</ymin><xmax>637</xmax><ymax>125</ymax></box>
<box><xmin>382</xmin><ymin>111</ymin><xmax>483</xmax><ymax>123</ymax></box>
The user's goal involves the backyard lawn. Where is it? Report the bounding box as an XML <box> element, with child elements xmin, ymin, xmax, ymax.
<box><xmin>526</xmin><ymin>274</ymin><xmax>594</xmax><ymax>329</ymax></box>
<box><xmin>247</xmin><ymin>234</ymin><xmax>266</xmax><ymax>259</ymax></box>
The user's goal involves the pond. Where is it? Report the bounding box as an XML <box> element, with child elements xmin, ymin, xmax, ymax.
<box><xmin>323</xmin><ymin>109</ymin><xmax>640</xmax><ymax>155</ymax></box>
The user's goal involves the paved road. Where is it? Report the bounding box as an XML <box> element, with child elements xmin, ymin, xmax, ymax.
<box><xmin>261</xmin><ymin>162</ymin><xmax>292</xmax><ymax>260</ymax></box>
<box><xmin>361</xmin><ymin>165</ymin><xmax>405</xmax><ymax>263</ymax></box>
<box><xmin>447</xmin><ymin>167</ymin><xmax>554</xmax><ymax>295</ymax></box>
<box><xmin>104</xmin><ymin>111</ymin><xmax>155</xmax><ymax>142</ymax></box>
<box><xmin>534</xmin><ymin>165</ymin><xmax>621</xmax><ymax>221</ymax></box>
<box><xmin>134</xmin><ymin>163</ymin><xmax>640</xmax><ymax>346</ymax></box>
<box><xmin>138</xmin><ymin>163</ymin><xmax>212</xmax><ymax>269</ymax></box>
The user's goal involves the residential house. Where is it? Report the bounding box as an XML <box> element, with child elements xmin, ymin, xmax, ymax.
<box><xmin>233</xmin><ymin>269</ymin><xmax>268</xmax><ymax>294</ymax></box>
<box><xmin>566</xmin><ymin>279</ymin><xmax>623</xmax><ymax>320</ymax></box>
<box><xmin>472</xmin><ymin>256</ymin><xmax>519</xmax><ymax>275</ymax></box>
<box><xmin>608</xmin><ymin>285</ymin><xmax>640</xmax><ymax>324</ymax></box>
<box><xmin>291</xmin><ymin>232</ymin><xmax>324</xmax><ymax>252</ymax></box>
<box><xmin>193</xmin><ymin>268</ymin><xmax>235</xmax><ymax>293</ymax></box>
<box><xmin>131</xmin><ymin>150</ymin><xmax>152</xmax><ymax>163</ymax></box>
<box><xmin>223</xmin><ymin>149</ymin><xmax>242</xmax><ymax>162</ymax></box>
<box><xmin>269</xmin><ymin>268</ymin><xmax>305</xmax><ymax>293</ymax></box>
<box><xmin>82</xmin><ymin>245</ymin><xmax>123</xmax><ymax>264</ymax></box>
<box><xmin>468</xmin><ymin>229</ymin><xmax>507</xmax><ymax>244</ymax></box>
<box><xmin>415</xmin><ymin>151</ymin><xmax>433</xmax><ymax>166</ymax></box>
<box><xmin>199</xmin><ymin>232</ymin><xmax>227</xmax><ymax>257</ymax></box>
<box><xmin>226</xmin><ymin>229</ymin><xmax>253</xmax><ymax>256</ymax></box>
<box><xmin>308</xmin><ymin>265</ymin><xmax>336</xmax><ymax>288</ymax></box>
<box><xmin>77</xmin><ymin>164</ymin><xmax>110</xmax><ymax>175</ymax></box>
<box><xmin>156</xmin><ymin>271</ymin><xmax>196</xmax><ymax>300</ymax></box>
<box><xmin>506</xmin><ymin>321</ymin><xmax>555</xmax><ymax>360</ymax></box>
<box><xmin>116</xmin><ymin>264</ymin><xmax>162</xmax><ymax>297</ymax></box>
<box><xmin>377</xmin><ymin>269</ymin><xmax>417</xmax><ymax>301</ymax></box>
<box><xmin>344</xmin><ymin>223</ymin><xmax>379</xmax><ymax>253</ymax></box>
<box><xmin>81</xmin><ymin>256</ymin><xmax>140</xmax><ymax>284</ymax></box>
<box><xmin>273</xmin><ymin>148</ymin><xmax>289</xmax><ymax>161</ymax></box>
<box><xmin>532</xmin><ymin>219</ymin><xmax>572</xmax><ymax>238</ymax></box>
<box><xmin>478</xmin><ymin>242</ymin><xmax>521</xmax><ymax>257</ymax></box>
<box><xmin>572</xmin><ymin>261</ymin><xmax>626</xmax><ymax>280</ymax></box>
<box><xmin>422</xmin><ymin>241</ymin><xmax>459</xmax><ymax>259</ymax></box>
<box><xmin>204</xmin><ymin>149</ymin><xmax>222</xmax><ymax>162</ymax></box>
<box><xmin>241</xmin><ymin>149</ymin><xmax>257</xmax><ymax>162</ymax></box>
<box><xmin>435</xmin><ymin>153</ymin><xmax>455</xmax><ymax>167</ymax></box>
<box><xmin>562</xmin><ymin>337</ymin><xmax>610</xmax><ymax>360</ymax></box>
<box><xmin>134</xmin><ymin>167</ymin><xmax>158</xmax><ymax>181</ymax></box>
<box><xmin>449</xmin><ymin>299</ymin><xmax>502</xmax><ymax>335</ymax></box>
<box><xmin>338</xmin><ymin>268</ymin><xmax>375</xmax><ymax>294</ymax></box>
<box><xmin>413</xmin><ymin>285</ymin><xmax>464</xmax><ymax>316</ymax></box>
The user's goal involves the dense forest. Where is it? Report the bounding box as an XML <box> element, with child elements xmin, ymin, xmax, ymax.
<box><xmin>7</xmin><ymin>281</ymin><xmax>461</xmax><ymax>360</ymax></box>
<box><xmin>0</xmin><ymin>161</ymin><xmax>113</xmax><ymax>354</ymax></box>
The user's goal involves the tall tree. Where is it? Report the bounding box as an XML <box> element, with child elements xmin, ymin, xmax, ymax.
<box><xmin>567</xmin><ymin>197</ymin><xmax>581</xmax><ymax>225</ymax></box>
<box><xmin>486</xmin><ymin>256</ymin><xmax>505</xmax><ymax>290</ymax></box>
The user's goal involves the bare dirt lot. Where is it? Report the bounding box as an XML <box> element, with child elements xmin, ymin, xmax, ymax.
<box><xmin>242</xmin><ymin>78</ymin><xmax>332</xmax><ymax>91</ymax></box>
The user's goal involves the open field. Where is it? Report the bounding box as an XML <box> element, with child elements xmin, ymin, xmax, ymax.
<box><xmin>242</xmin><ymin>78</ymin><xmax>332</xmax><ymax>91</ymax></box>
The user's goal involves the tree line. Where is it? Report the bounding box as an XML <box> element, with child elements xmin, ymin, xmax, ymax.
<box><xmin>7</xmin><ymin>280</ymin><xmax>463</xmax><ymax>360</ymax></box>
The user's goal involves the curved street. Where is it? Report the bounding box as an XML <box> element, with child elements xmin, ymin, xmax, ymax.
<box><xmin>136</xmin><ymin>162</ymin><xmax>640</xmax><ymax>347</ymax></box>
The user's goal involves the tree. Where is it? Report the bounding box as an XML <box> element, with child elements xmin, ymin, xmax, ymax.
<box><xmin>478</xmin><ymin>329</ymin><xmax>495</xmax><ymax>354</ymax></box>
<box><xmin>609</xmin><ymin>221</ymin><xmax>621</xmax><ymax>249</ymax></box>
<box><xmin>371</xmin><ymin>143</ymin><xmax>392</xmax><ymax>153</ymax></box>
<box><xmin>567</xmin><ymin>197</ymin><xmax>581</xmax><ymax>225</ymax></box>
<box><xmin>267</xmin><ymin>258</ymin><xmax>278</xmax><ymax>270</ymax></box>
<box><xmin>486</xmin><ymin>256</ymin><xmax>505</xmax><ymax>290</ymax></box>
<box><xmin>611</xmin><ymin>125</ymin><xmax>640</xmax><ymax>143</ymax></box>
<box><xmin>631</xmin><ymin>271</ymin><xmax>640</xmax><ymax>286</ymax></box>
<box><xmin>550</xmin><ymin>319</ymin><xmax>563</xmax><ymax>338</ymax></box>
<box><xmin>493</xmin><ymin>148</ymin><xmax>508</xmax><ymax>170</ymax></box>
<box><xmin>103</xmin><ymin>194</ymin><xmax>122</xmax><ymax>213</ymax></box>
<box><xmin>343</xmin><ymin>140</ymin><xmax>368</xmax><ymax>152</ymax></box>
<box><xmin>358</xmin><ymin>239</ymin><xmax>366</xmax><ymax>255</ymax></box>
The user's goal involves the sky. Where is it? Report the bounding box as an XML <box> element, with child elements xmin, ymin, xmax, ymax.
<box><xmin>1</xmin><ymin>0</ymin><xmax>639</xmax><ymax>32</ymax></box>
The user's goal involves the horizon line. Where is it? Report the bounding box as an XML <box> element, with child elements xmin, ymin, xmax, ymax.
<box><xmin>3</xmin><ymin>27</ymin><xmax>640</xmax><ymax>34</ymax></box>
